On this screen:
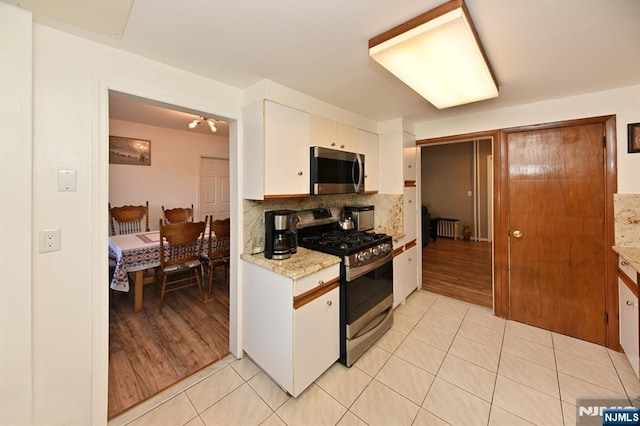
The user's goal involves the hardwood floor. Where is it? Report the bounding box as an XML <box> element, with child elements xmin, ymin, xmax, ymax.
<box><xmin>422</xmin><ymin>238</ymin><xmax>493</xmax><ymax>308</ymax></box>
<box><xmin>108</xmin><ymin>270</ymin><xmax>230</xmax><ymax>419</ymax></box>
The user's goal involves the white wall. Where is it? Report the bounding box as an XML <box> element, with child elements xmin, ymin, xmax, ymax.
<box><xmin>24</xmin><ymin>18</ymin><xmax>243</xmax><ymax>425</ymax></box>
<box><xmin>0</xmin><ymin>4</ymin><xmax>33</xmax><ymax>425</ymax></box>
<box><xmin>109</xmin><ymin>119</ymin><xmax>229</xmax><ymax>230</ymax></box>
<box><xmin>415</xmin><ymin>85</ymin><xmax>640</xmax><ymax>193</ymax></box>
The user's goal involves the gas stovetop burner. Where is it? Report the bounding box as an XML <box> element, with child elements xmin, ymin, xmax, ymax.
<box><xmin>296</xmin><ymin>207</ymin><xmax>392</xmax><ymax>257</ymax></box>
<box><xmin>315</xmin><ymin>231</ymin><xmax>379</xmax><ymax>245</ymax></box>
<box><xmin>299</xmin><ymin>229</ymin><xmax>392</xmax><ymax>257</ymax></box>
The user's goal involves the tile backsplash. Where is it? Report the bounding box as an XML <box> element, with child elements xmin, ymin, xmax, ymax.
<box><xmin>614</xmin><ymin>193</ymin><xmax>640</xmax><ymax>246</ymax></box>
<box><xmin>243</xmin><ymin>194</ymin><xmax>403</xmax><ymax>254</ymax></box>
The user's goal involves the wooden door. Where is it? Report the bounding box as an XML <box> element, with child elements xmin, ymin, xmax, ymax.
<box><xmin>200</xmin><ymin>157</ymin><xmax>230</xmax><ymax>221</ymax></box>
<box><xmin>508</xmin><ymin>123</ymin><xmax>606</xmax><ymax>344</ymax></box>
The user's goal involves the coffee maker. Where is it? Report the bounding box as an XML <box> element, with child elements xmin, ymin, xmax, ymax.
<box><xmin>264</xmin><ymin>210</ymin><xmax>298</xmax><ymax>259</ymax></box>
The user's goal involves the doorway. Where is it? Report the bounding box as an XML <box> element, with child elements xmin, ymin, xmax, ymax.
<box><xmin>419</xmin><ymin>117</ymin><xmax>617</xmax><ymax>346</ymax></box>
<box><xmin>420</xmin><ymin>139</ymin><xmax>494</xmax><ymax>308</ymax></box>
<box><xmin>107</xmin><ymin>92</ymin><xmax>232</xmax><ymax>418</ymax></box>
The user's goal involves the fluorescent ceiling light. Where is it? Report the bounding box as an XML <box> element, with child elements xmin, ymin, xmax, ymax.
<box><xmin>369</xmin><ymin>0</ymin><xmax>498</xmax><ymax>109</ymax></box>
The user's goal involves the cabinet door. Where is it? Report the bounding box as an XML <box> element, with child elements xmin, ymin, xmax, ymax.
<box><xmin>403</xmin><ymin>132</ymin><xmax>417</xmax><ymax>181</ymax></box>
<box><xmin>358</xmin><ymin>130</ymin><xmax>378</xmax><ymax>192</ymax></box>
<box><xmin>309</xmin><ymin>115</ymin><xmax>336</xmax><ymax>149</ymax></box>
<box><xmin>310</xmin><ymin>115</ymin><xmax>357</xmax><ymax>152</ymax></box>
<box><xmin>293</xmin><ymin>287</ymin><xmax>339</xmax><ymax>396</ymax></box>
<box><xmin>393</xmin><ymin>245</ymin><xmax>418</xmax><ymax>308</ymax></box>
<box><xmin>243</xmin><ymin>261</ymin><xmax>294</xmax><ymax>391</ymax></box>
<box><xmin>377</xmin><ymin>131</ymin><xmax>404</xmax><ymax>194</ymax></box>
<box><xmin>405</xmin><ymin>244</ymin><xmax>419</xmax><ymax>302</ymax></box>
<box><xmin>619</xmin><ymin>278</ymin><xmax>640</xmax><ymax>377</ymax></box>
<box><xmin>403</xmin><ymin>186</ymin><xmax>417</xmax><ymax>241</ymax></box>
<box><xmin>336</xmin><ymin>122</ymin><xmax>358</xmax><ymax>152</ymax></box>
<box><xmin>264</xmin><ymin>101</ymin><xmax>310</xmax><ymax>197</ymax></box>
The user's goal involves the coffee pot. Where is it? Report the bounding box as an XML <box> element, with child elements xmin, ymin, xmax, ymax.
<box><xmin>264</xmin><ymin>210</ymin><xmax>297</xmax><ymax>259</ymax></box>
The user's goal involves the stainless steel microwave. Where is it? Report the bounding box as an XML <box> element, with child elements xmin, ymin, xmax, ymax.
<box><xmin>310</xmin><ymin>146</ymin><xmax>365</xmax><ymax>195</ymax></box>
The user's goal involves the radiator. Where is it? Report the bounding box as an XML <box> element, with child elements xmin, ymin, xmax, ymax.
<box><xmin>437</xmin><ymin>218</ymin><xmax>459</xmax><ymax>239</ymax></box>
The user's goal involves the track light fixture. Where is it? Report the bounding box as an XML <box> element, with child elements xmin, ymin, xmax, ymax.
<box><xmin>188</xmin><ymin>116</ymin><xmax>218</xmax><ymax>132</ymax></box>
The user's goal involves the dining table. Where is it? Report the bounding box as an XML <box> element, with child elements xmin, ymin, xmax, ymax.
<box><xmin>109</xmin><ymin>227</ymin><xmax>212</xmax><ymax>312</ymax></box>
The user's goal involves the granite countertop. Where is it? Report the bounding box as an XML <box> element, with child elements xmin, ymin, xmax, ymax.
<box><xmin>241</xmin><ymin>247</ymin><xmax>341</xmax><ymax>280</ymax></box>
<box><xmin>613</xmin><ymin>246</ymin><xmax>640</xmax><ymax>272</ymax></box>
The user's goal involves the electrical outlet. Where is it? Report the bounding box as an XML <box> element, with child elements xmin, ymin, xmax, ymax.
<box><xmin>39</xmin><ymin>229</ymin><xmax>61</xmax><ymax>253</ymax></box>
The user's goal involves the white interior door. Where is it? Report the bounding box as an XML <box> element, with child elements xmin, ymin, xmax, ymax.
<box><xmin>200</xmin><ymin>157</ymin><xmax>230</xmax><ymax>221</ymax></box>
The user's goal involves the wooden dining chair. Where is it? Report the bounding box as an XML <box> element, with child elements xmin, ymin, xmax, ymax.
<box><xmin>202</xmin><ymin>216</ymin><xmax>231</xmax><ymax>299</ymax></box>
<box><xmin>110</xmin><ymin>201</ymin><xmax>150</xmax><ymax>235</ymax></box>
<box><xmin>109</xmin><ymin>201</ymin><xmax>156</xmax><ymax>303</ymax></box>
<box><xmin>158</xmin><ymin>219</ymin><xmax>207</xmax><ymax>313</ymax></box>
<box><xmin>162</xmin><ymin>204</ymin><xmax>194</xmax><ymax>224</ymax></box>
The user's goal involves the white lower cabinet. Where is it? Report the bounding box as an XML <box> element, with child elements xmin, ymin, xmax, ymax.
<box><xmin>293</xmin><ymin>287</ymin><xmax>339</xmax><ymax>392</ymax></box>
<box><xmin>393</xmin><ymin>242</ymin><xmax>418</xmax><ymax>308</ymax></box>
<box><xmin>243</xmin><ymin>261</ymin><xmax>340</xmax><ymax>396</ymax></box>
<box><xmin>619</xmin><ymin>277</ymin><xmax>639</xmax><ymax>377</ymax></box>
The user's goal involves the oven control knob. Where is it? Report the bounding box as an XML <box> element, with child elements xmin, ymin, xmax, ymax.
<box><xmin>381</xmin><ymin>243</ymin><xmax>391</xmax><ymax>253</ymax></box>
<box><xmin>372</xmin><ymin>247</ymin><xmax>380</xmax><ymax>256</ymax></box>
<box><xmin>357</xmin><ymin>251</ymin><xmax>371</xmax><ymax>262</ymax></box>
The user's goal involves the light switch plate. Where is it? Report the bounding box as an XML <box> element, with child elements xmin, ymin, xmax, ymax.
<box><xmin>57</xmin><ymin>169</ymin><xmax>77</xmax><ymax>192</ymax></box>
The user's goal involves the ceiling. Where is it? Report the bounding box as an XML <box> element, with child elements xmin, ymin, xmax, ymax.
<box><xmin>109</xmin><ymin>91</ymin><xmax>230</xmax><ymax>137</ymax></box>
<box><xmin>7</xmin><ymin>0</ymin><xmax>640</xmax><ymax>133</ymax></box>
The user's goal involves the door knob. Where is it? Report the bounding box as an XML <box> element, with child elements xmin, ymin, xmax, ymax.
<box><xmin>513</xmin><ymin>230</ymin><xmax>523</xmax><ymax>238</ymax></box>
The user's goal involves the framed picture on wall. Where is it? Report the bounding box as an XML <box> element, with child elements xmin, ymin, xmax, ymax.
<box><xmin>109</xmin><ymin>136</ymin><xmax>151</xmax><ymax>165</ymax></box>
<box><xmin>628</xmin><ymin>123</ymin><xmax>640</xmax><ymax>153</ymax></box>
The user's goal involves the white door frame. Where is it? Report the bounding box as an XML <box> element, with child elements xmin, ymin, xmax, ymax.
<box><xmin>91</xmin><ymin>77</ymin><xmax>241</xmax><ymax>423</ymax></box>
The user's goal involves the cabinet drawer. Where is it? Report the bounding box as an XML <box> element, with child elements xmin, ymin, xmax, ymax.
<box><xmin>619</xmin><ymin>256</ymin><xmax>638</xmax><ymax>285</ymax></box>
<box><xmin>294</xmin><ymin>264</ymin><xmax>340</xmax><ymax>296</ymax></box>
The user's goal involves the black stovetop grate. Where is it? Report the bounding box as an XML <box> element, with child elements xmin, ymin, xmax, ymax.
<box><xmin>299</xmin><ymin>229</ymin><xmax>391</xmax><ymax>256</ymax></box>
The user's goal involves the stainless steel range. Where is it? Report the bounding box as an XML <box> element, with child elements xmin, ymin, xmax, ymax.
<box><xmin>297</xmin><ymin>207</ymin><xmax>394</xmax><ymax>366</ymax></box>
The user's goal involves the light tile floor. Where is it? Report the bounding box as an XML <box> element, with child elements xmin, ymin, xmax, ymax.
<box><xmin>109</xmin><ymin>291</ymin><xmax>640</xmax><ymax>426</ymax></box>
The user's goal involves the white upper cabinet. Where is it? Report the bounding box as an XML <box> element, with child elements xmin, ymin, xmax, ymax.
<box><xmin>357</xmin><ymin>129</ymin><xmax>378</xmax><ymax>193</ymax></box>
<box><xmin>243</xmin><ymin>100</ymin><xmax>310</xmax><ymax>200</ymax></box>
<box><xmin>403</xmin><ymin>132</ymin><xmax>417</xmax><ymax>181</ymax></box>
<box><xmin>310</xmin><ymin>115</ymin><xmax>358</xmax><ymax>152</ymax></box>
<box><xmin>378</xmin><ymin>129</ymin><xmax>415</xmax><ymax>194</ymax></box>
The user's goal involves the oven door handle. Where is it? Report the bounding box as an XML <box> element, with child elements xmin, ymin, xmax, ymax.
<box><xmin>352</xmin><ymin>307</ymin><xmax>392</xmax><ymax>340</ymax></box>
<box><xmin>346</xmin><ymin>251</ymin><xmax>392</xmax><ymax>281</ymax></box>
